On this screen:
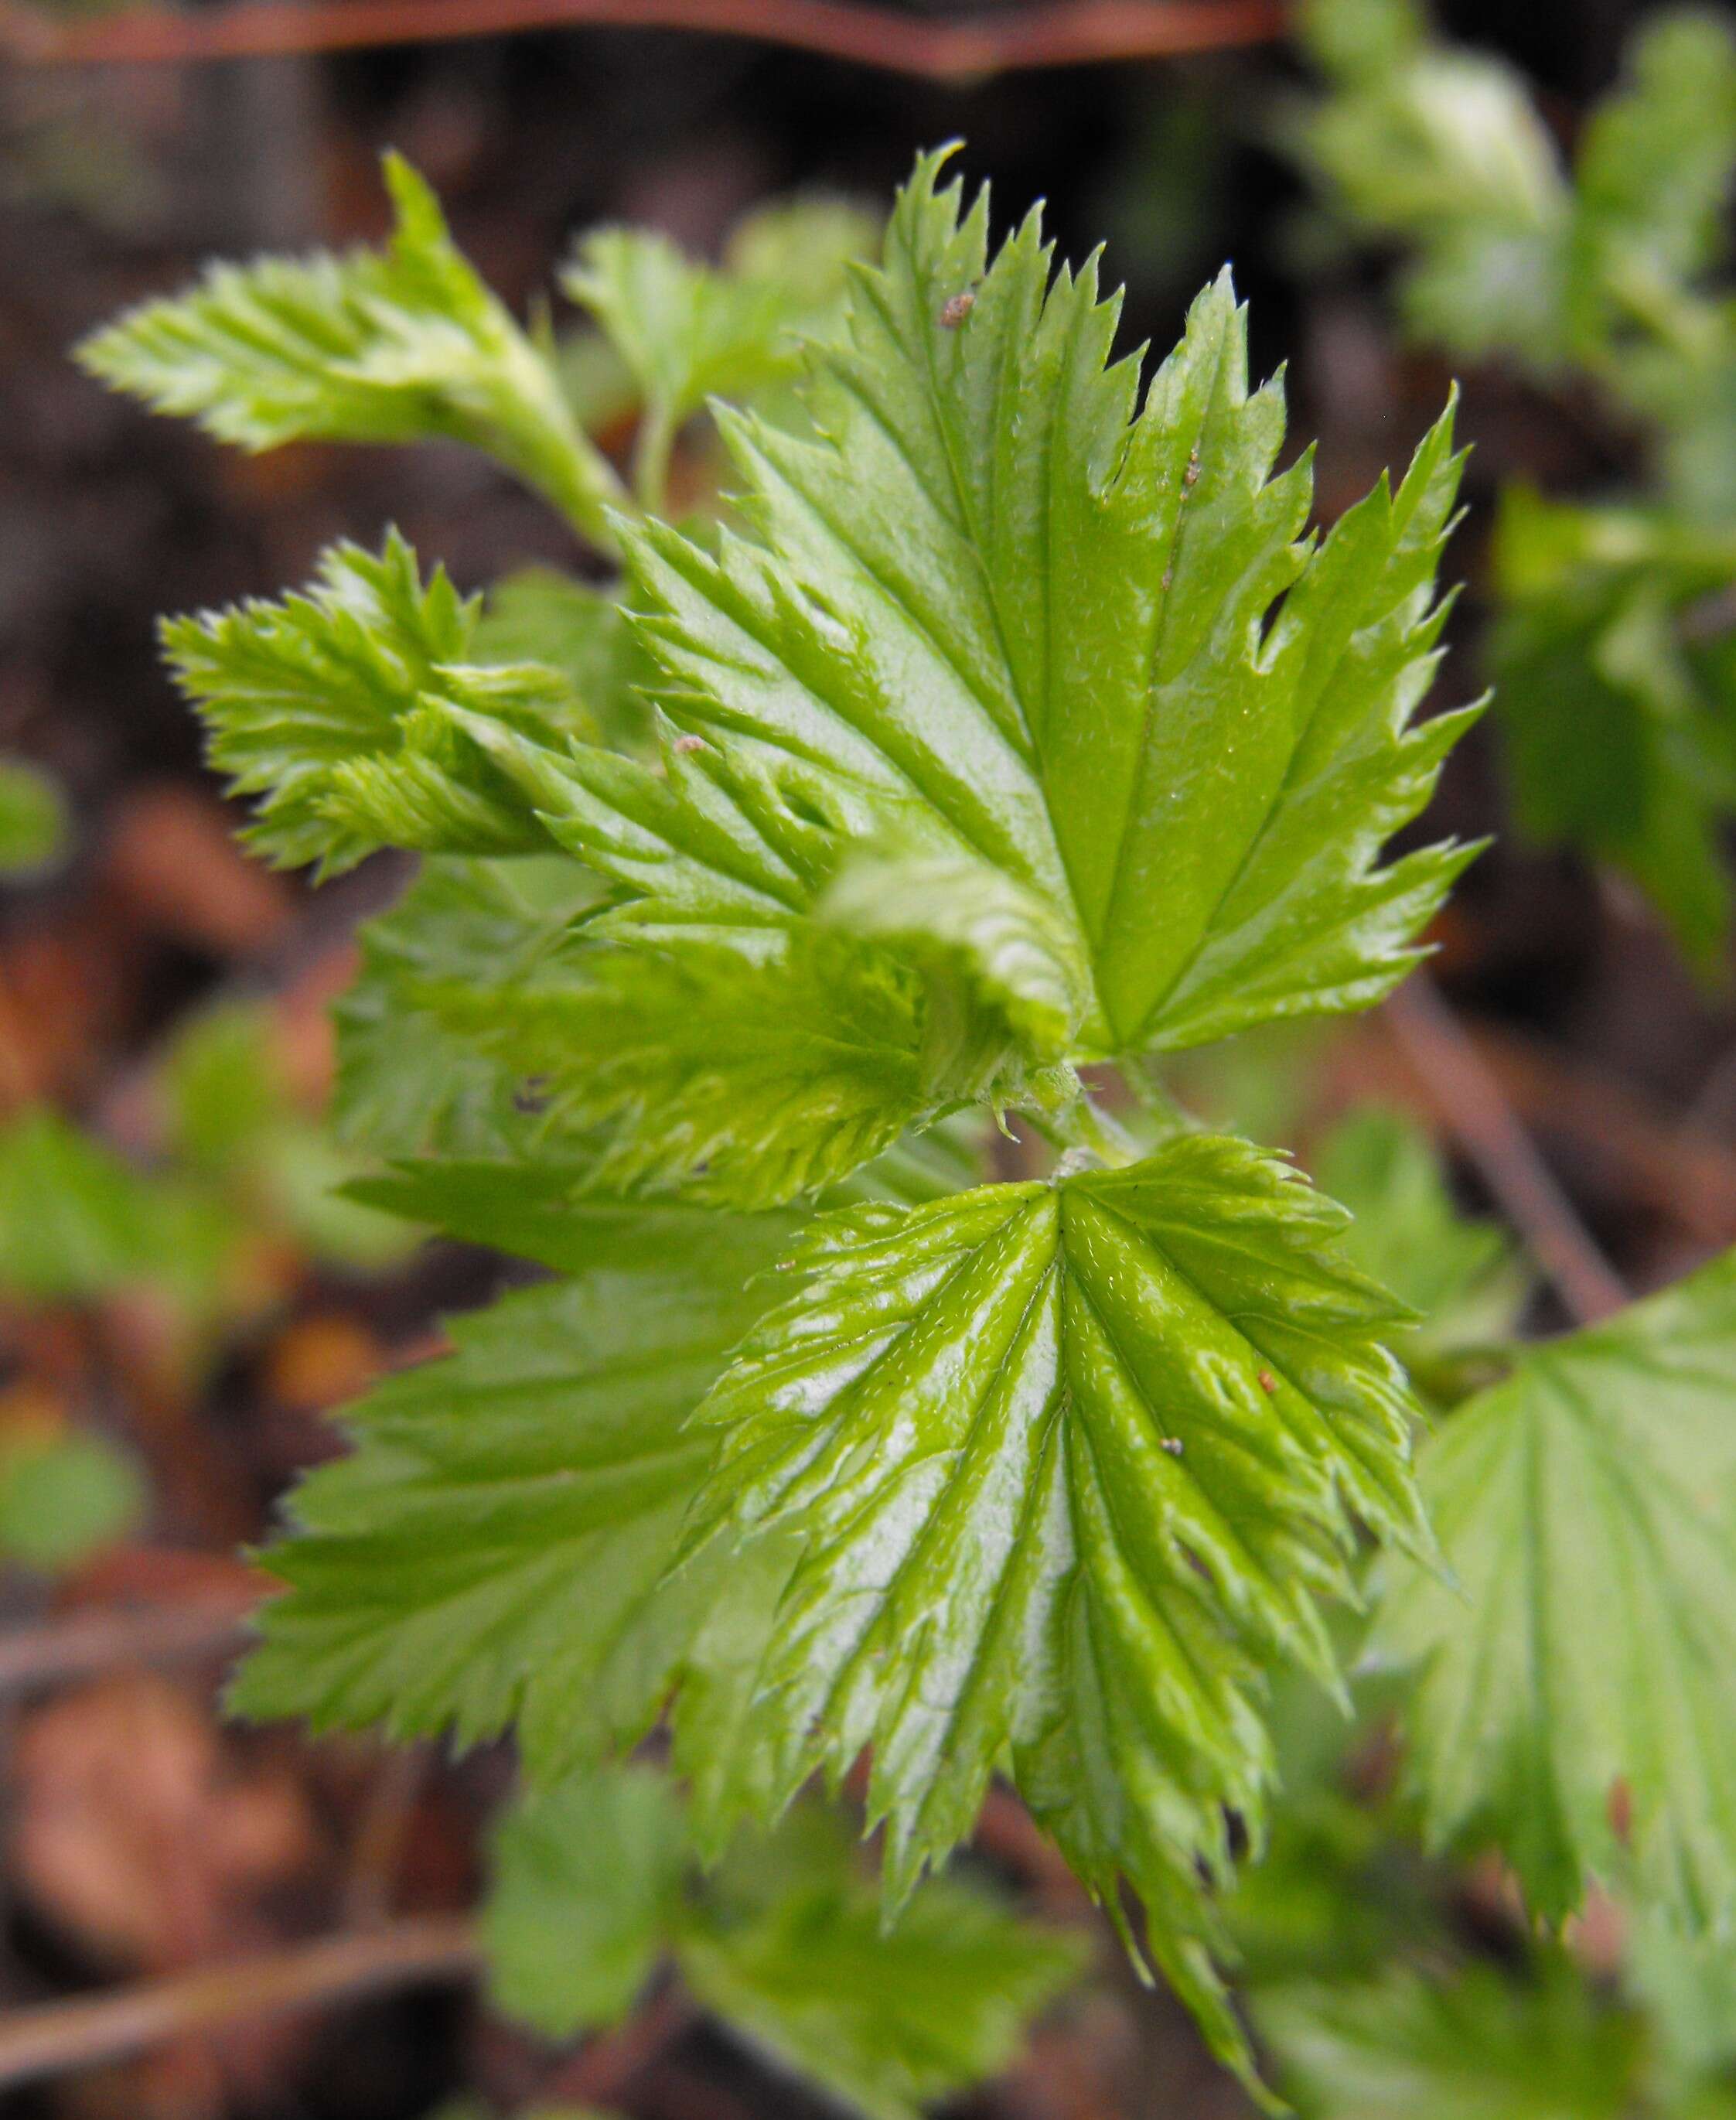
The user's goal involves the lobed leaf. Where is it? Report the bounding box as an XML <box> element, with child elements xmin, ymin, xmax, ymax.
<box><xmin>672</xmin><ymin>1129</ymin><xmax>1429</xmax><ymax>2094</ymax></box>
<box><xmin>616</xmin><ymin>150</ymin><xmax>1476</xmax><ymax>1061</ymax></box>
<box><xmin>1254</xmin><ymin>1960</ymin><xmax>1644</xmax><ymax>2120</ymax></box>
<box><xmin>1371</xmin><ymin>1245</ymin><xmax>1736</xmax><ymax>1932</ymax></box>
<box><xmin>230</xmin><ymin>1207</ymin><xmax>796</xmax><ymax>1777</ymax></box>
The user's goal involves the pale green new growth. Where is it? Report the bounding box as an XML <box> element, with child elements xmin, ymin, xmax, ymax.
<box><xmin>562</xmin><ymin>196</ymin><xmax>878</xmax><ymax>506</ymax></box>
<box><xmin>79</xmin><ymin>155</ymin><xmax>626</xmax><ymax>548</ymax></box>
<box><xmin>1373</xmin><ymin>1248</ymin><xmax>1736</xmax><ymax>1931</ymax></box>
<box><xmin>162</xmin><ymin>533</ymin><xmax>585</xmax><ymax>876</ymax></box>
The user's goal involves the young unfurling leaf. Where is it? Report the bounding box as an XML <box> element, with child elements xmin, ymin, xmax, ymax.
<box><xmin>162</xmin><ymin>533</ymin><xmax>582</xmax><ymax>876</ymax></box>
<box><xmin>79</xmin><ymin>155</ymin><xmax>626</xmax><ymax>548</ymax></box>
<box><xmin>562</xmin><ymin>196</ymin><xmax>878</xmax><ymax>505</ymax></box>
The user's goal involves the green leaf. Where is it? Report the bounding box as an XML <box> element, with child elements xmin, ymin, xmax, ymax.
<box><xmin>620</xmin><ymin>152</ymin><xmax>1477</xmax><ymax>1060</ymax></box>
<box><xmin>1491</xmin><ymin>490</ymin><xmax>1736</xmax><ymax>970</ymax></box>
<box><xmin>1292</xmin><ymin>11</ymin><xmax>1570</xmax><ymax>368</ymax></box>
<box><xmin>421</xmin><ymin>922</ymin><xmax>1022</xmax><ymax>1210</ymax></box>
<box><xmin>230</xmin><ymin>1207</ymin><xmax>797</xmax><ymax>1778</ymax></box>
<box><xmin>0</xmin><ymin>1428</ymin><xmax>145</xmax><ymax>1573</ymax></box>
<box><xmin>821</xmin><ymin>835</ymin><xmax>1090</xmax><ymax>1063</ymax></box>
<box><xmin>1254</xmin><ymin>1960</ymin><xmax>1645</xmax><ymax>2120</ymax></box>
<box><xmin>0</xmin><ymin>759</ymin><xmax>68</xmax><ymax>877</ymax></box>
<box><xmin>0</xmin><ymin>1106</ymin><xmax>221</xmax><ymax>1306</ymax></box>
<box><xmin>1370</xmin><ymin>1246</ymin><xmax>1736</xmax><ymax>1931</ymax></box>
<box><xmin>474</xmin><ymin>568</ymin><xmax>656</xmax><ymax>755</ymax></box>
<box><xmin>561</xmin><ymin>197</ymin><xmax>878</xmax><ymax>504</ymax></box>
<box><xmin>163</xmin><ymin>533</ymin><xmax>581</xmax><ymax>876</ymax></box>
<box><xmin>1567</xmin><ymin>10</ymin><xmax>1736</xmax><ymax>370</ymax></box>
<box><xmin>486</xmin><ymin>1763</ymin><xmax>687</xmax><ymax>2036</ymax></box>
<box><xmin>672</xmin><ymin>1129</ymin><xmax>1428</xmax><ymax>2095</ymax></box>
<box><xmin>333</xmin><ymin>855</ymin><xmax>603</xmax><ymax>1161</ymax></box>
<box><xmin>676</xmin><ymin>1806</ymin><xmax>1083</xmax><ymax>2120</ymax></box>
<box><xmin>162</xmin><ymin>1001</ymin><xmax>413</xmax><ymax>1271</ymax></box>
<box><xmin>1312</xmin><ymin>1105</ymin><xmax>1528</xmax><ymax>1364</ymax></box>
<box><xmin>80</xmin><ymin>154</ymin><xmax>626</xmax><ymax>549</ymax></box>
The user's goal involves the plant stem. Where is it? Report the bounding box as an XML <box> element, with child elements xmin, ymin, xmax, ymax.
<box><xmin>1385</xmin><ymin>974</ymin><xmax>1628</xmax><ymax>1325</ymax></box>
<box><xmin>633</xmin><ymin>401</ymin><xmax>677</xmax><ymax>516</ymax></box>
<box><xmin>0</xmin><ymin>1919</ymin><xmax>479</xmax><ymax>2090</ymax></box>
<box><xmin>1025</xmin><ymin>1084</ymin><xmax>1141</xmax><ymax>1169</ymax></box>
<box><xmin>0</xmin><ymin>0</ymin><xmax>1287</xmax><ymax>74</ymax></box>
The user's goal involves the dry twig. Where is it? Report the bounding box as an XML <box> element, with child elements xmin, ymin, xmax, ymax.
<box><xmin>0</xmin><ymin>1917</ymin><xmax>479</xmax><ymax>2089</ymax></box>
<box><xmin>0</xmin><ymin>1600</ymin><xmax>258</xmax><ymax>1701</ymax></box>
<box><xmin>0</xmin><ymin>0</ymin><xmax>1284</xmax><ymax>72</ymax></box>
<box><xmin>1385</xmin><ymin>975</ymin><xmax>1629</xmax><ymax>1325</ymax></box>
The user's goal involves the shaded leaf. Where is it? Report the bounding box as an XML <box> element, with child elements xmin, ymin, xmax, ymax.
<box><xmin>1255</xmin><ymin>1960</ymin><xmax>1644</xmax><ymax>2120</ymax></box>
<box><xmin>677</xmin><ymin>1805</ymin><xmax>1083</xmax><ymax>2120</ymax></box>
<box><xmin>1371</xmin><ymin>1247</ymin><xmax>1736</xmax><ymax>1931</ymax></box>
<box><xmin>230</xmin><ymin>1210</ymin><xmax>793</xmax><ymax>1777</ymax></box>
<box><xmin>333</xmin><ymin>855</ymin><xmax>603</xmax><ymax>1161</ymax></box>
<box><xmin>474</xmin><ymin>568</ymin><xmax>657</xmax><ymax>755</ymax></box>
<box><xmin>486</xmin><ymin>1763</ymin><xmax>687</xmax><ymax>2036</ymax></box>
<box><xmin>1491</xmin><ymin>490</ymin><xmax>1736</xmax><ymax>971</ymax></box>
<box><xmin>422</xmin><ymin>921</ymin><xmax>1032</xmax><ymax>1210</ymax></box>
<box><xmin>1312</xmin><ymin>1105</ymin><xmax>1528</xmax><ymax>1364</ymax></box>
